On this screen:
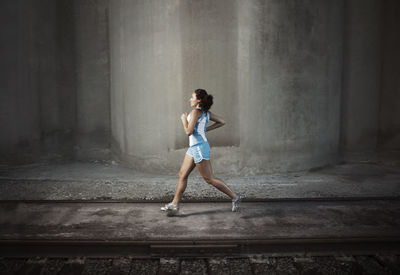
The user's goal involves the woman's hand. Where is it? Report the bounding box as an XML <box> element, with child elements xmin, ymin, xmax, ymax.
<box><xmin>181</xmin><ymin>112</ymin><xmax>188</xmax><ymax>122</ymax></box>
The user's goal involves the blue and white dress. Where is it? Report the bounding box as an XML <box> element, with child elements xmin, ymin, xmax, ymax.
<box><xmin>185</xmin><ymin>107</ymin><xmax>211</xmax><ymax>163</ymax></box>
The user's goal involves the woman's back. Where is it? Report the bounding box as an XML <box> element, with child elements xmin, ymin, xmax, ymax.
<box><xmin>187</xmin><ymin>107</ymin><xmax>210</xmax><ymax>146</ymax></box>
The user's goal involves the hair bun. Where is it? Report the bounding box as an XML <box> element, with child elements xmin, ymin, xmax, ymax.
<box><xmin>194</xmin><ymin>88</ymin><xmax>213</xmax><ymax>112</ymax></box>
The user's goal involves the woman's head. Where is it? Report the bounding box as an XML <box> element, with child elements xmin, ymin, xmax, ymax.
<box><xmin>190</xmin><ymin>89</ymin><xmax>213</xmax><ymax>112</ymax></box>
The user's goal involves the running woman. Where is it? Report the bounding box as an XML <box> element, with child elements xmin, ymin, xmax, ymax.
<box><xmin>161</xmin><ymin>89</ymin><xmax>242</xmax><ymax>214</ymax></box>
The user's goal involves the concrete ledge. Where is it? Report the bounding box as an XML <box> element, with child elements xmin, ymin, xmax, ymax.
<box><xmin>0</xmin><ymin>160</ymin><xmax>399</xmax><ymax>201</ymax></box>
<box><xmin>0</xmin><ymin>201</ymin><xmax>399</xmax><ymax>242</ymax></box>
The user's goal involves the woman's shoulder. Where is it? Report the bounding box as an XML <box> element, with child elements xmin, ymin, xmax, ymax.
<box><xmin>189</xmin><ymin>108</ymin><xmax>202</xmax><ymax>118</ymax></box>
<box><xmin>192</xmin><ymin>108</ymin><xmax>203</xmax><ymax>113</ymax></box>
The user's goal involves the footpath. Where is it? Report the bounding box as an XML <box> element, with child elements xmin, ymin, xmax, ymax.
<box><xmin>0</xmin><ymin>156</ymin><xmax>399</xmax><ymax>259</ymax></box>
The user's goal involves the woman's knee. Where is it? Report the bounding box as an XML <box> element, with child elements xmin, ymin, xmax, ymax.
<box><xmin>178</xmin><ymin>170</ymin><xmax>189</xmax><ymax>180</ymax></box>
<box><xmin>203</xmin><ymin>176</ymin><xmax>214</xmax><ymax>185</ymax></box>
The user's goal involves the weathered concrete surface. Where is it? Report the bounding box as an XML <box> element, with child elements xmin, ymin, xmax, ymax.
<box><xmin>73</xmin><ymin>0</ymin><xmax>111</xmax><ymax>161</ymax></box>
<box><xmin>0</xmin><ymin>0</ymin><xmax>111</xmax><ymax>165</ymax></box>
<box><xmin>109</xmin><ymin>0</ymin><xmax>344</xmax><ymax>175</ymax></box>
<box><xmin>379</xmin><ymin>0</ymin><xmax>400</xmax><ymax>150</ymax></box>
<box><xmin>0</xmin><ymin>160</ymin><xmax>399</xmax><ymax>201</ymax></box>
<box><xmin>341</xmin><ymin>0</ymin><xmax>382</xmax><ymax>151</ymax></box>
<box><xmin>0</xmin><ymin>200</ymin><xmax>399</xmax><ymax>241</ymax></box>
<box><xmin>0</xmin><ymin>0</ymin><xmax>77</xmax><ymax>164</ymax></box>
<box><xmin>108</xmin><ymin>0</ymin><xmax>183</xmax><ymax>165</ymax></box>
<box><xmin>1</xmin><ymin>0</ymin><xmax>400</xmax><ymax>176</ymax></box>
<box><xmin>237</xmin><ymin>0</ymin><xmax>343</xmax><ymax>174</ymax></box>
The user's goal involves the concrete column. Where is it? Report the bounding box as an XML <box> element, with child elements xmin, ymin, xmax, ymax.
<box><xmin>109</xmin><ymin>0</ymin><xmax>345</xmax><ymax>175</ymax></box>
<box><xmin>109</xmin><ymin>0</ymin><xmax>183</xmax><ymax>172</ymax></box>
<box><xmin>0</xmin><ymin>0</ymin><xmax>76</xmax><ymax>164</ymax></box>
<box><xmin>379</xmin><ymin>0</ymin><xmax>400</xmax><ymax>149</ymax></box>
<box><xmin>0</xmin><ymin>0</ymin><xmax>42</xmax><ymax>164</ymax></box>
<box><xmin>340</xmin><ymin>0</ymin><xmax>382</xmax><ymax>152</ymax></box>
<box><xmin>179</xmin><ymin>0</ymin><xmax>240</xmax><ymax>149</ymax></box>
<box><xmin>237</xmin><ymin>0</ymin><xmax>344</xmax><ymax>173</ymax></box>
<box><xmin>73</xmin><ymin>0</ymin><xmax>111</xmax><ymax>160</ymax></box>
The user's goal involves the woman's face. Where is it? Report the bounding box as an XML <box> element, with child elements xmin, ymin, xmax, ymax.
<box><xmin>189</xmin><ymin>93</ymin><xmax>200</xmax><ymax>107</ymax></box>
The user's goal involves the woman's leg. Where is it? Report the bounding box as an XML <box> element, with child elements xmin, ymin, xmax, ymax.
<box><xmin>196</xmin><ymin>159</ymin><xmax>237</xmax><ymax>200</ymax></box>
<box><xmin>171</xmin><ymin>153</ymin><xmax>196</xmax><ymax>205</ymax></box>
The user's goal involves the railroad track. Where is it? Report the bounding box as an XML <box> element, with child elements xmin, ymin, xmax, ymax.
<box><xmin>1</xmin><ymin>238</ymin><xmax>400</xmax><ymax>258</ymax></box>
<box><xmin>1</xmin><ymin>252</ymin><xmax>399</xmax><ymax>274</ymax></box>
<box><xmin>1</xmin><ymin>199</ymin><xmax>399</xmax><ymax>273</ymax></box>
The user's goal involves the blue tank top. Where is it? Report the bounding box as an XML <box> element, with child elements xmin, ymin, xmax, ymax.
<box><xmin>187</xmin><ymin>107</ymin><xmax>210</xmax><ymax>146</ymax></box>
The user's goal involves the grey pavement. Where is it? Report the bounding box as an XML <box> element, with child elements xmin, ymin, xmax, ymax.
<box><xmin>0</xmin><ymin>159</ymin><xmax>399</xmax><ymax>201</ymax></box>
<box><xmin>0</xmin><ymin>200</ymin><xmax>399</xmax><ymax>242</ymax></box>
<box><xmin>0</xmin><ymin>159</ymin><xmax>400</xmax><ymax>260</ymax></box>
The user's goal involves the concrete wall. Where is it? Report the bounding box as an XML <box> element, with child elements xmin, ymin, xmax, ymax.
<box><xmin>340</xmin><ymin>0</ymin><xmax>382</xmax><ymax>152</ymax></box>
<box><xmin>378</xmin><ymin>0</ymin><xmax>400</xmax><ymax>149</ymax></box>
<box><xmin>340</xmin><ymin>0</ymin><xmax>400</xmax><ymax>154</ymax></box>
<box><xmin>0</xmin><ymin>0</ymin><xmax>76</xmax><ymax>164</ymax></box>
<box><xmin>109</xmin><ymin>0</ymin><xmax>241</xmax><ymax>173</ymax></box>
<box><xmin>109</xmin><ymin>0</ymin><xmax>344</xmax><ymax>174</ymax></box>
<box><xmin>73</xmin><ymin>0</ymin><xmax>111</xmax><ymax>160</ymax></box>
<box><xmin>1</xmin><ymin>0</ymin><xmax>399</xmax><ymax>175</ymax></box>
<box><xmin>237</xmin><ymin>0</ymin><xmax>343</xmax><ymax>173</ymax></box>
<box><xmin>109</xmin><ymin>0</ymin><xmax>183</xmax><ymax>170</ymax></box>
<box><xmin>179</xmin><ymin>0</ymin><xmax>240</xmax><ymax>148</ymax></box>
<box><xmin>0</xmin><ymin>0</ymin><xmax>110</xmax><ymax>165</ymax></box>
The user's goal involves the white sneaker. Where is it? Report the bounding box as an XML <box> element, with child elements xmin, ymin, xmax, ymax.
<box><xmin>161</xmin><ymin>202</ymin><xmax>179</xmax><ymax>213</ymax></box>
<box><xmin>232</xmin><ymin>194</ymin><xmax>242</xmax><ymax>212</ymax></box>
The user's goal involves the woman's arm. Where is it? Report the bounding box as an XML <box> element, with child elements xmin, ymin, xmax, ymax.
<box><xmin>181</xmin><ymin>109</ymin><xmax>202</xmax><ymax>136</ymax></box>
<box><xmin>206</xmin><ymin>111</ymin><xmax>226</xmax><ymax>132</ymax></box>
<box><xmin>206</xmin><ymin>122</ymin><xmax>224</xmax><ymax>132</ymax></box>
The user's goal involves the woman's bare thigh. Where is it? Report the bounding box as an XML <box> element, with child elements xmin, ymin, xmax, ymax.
<box><xmin>195</xmin><ymin>159</ymin><xmax>214</xmax><ymax>181</ymax></box>
<box><xmin>179</xmin><ymin>153</ymin><xmax>196</xmax><ymax>178</ymax></box>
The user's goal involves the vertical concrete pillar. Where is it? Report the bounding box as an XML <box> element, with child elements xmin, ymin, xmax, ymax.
<box><xmin>379</xmin><ymin>0</ymin><xmax>400</xmax><ymax>149</ymax></box>
<box><xmin>340</xmin><ymin>0</ymin><xmax>382</xmax><ymax>152</ymax></box>
<box><xmin>109</xmin><ymin>0</ymin><xmax>345</xmax><ymax>175</ymax></box>
<box><xmin>179</xmin><ymin>0</ymin><xmax>240</xmax><ymax>148</ymax></box>
<box><xmin>0</xmin><ymin>0</ymin><xmax>42</xmax><ymax>163</ymax></box>
<box><xmin>0</xmin><ymin>0</ymin><xmax>76</xmax><ymax>164</ymax></box>
<box><xmin>109</xmin><ymin>0</ymin><xmax>183</xmax><ymax>171</ymax></box>
<box><xmin>237</xmin><ymin>0</ymin><xmax>344</xmax><ymax>173</ymax></box>
<box><xmin>73</xmin><ymin>0</ymin><xmax>111</xmax><ymax>160</ymax></box>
